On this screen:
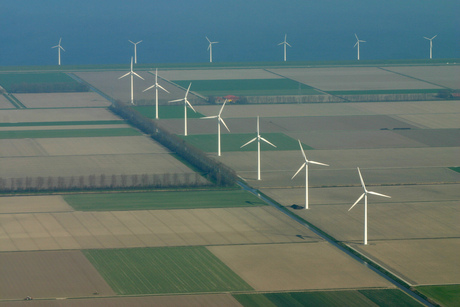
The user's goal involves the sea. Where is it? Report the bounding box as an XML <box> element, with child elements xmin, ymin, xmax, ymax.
<box><xmin>0</xmin><ymin>0</ymin><xmax>458</xmax><ymax>66</ymax></box>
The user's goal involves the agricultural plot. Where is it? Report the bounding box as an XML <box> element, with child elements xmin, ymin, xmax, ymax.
<box><xmin>208</xmin><ymin>242</ymin><xmax>393</xmax><ymax>291</ymax></box>
<box><xmin>0</xmin><ymin>127</ymin><xmax>141</xmax><ymax>139</ymax></box>
<box><xmin>396</xmin><ymin>113</ymin><xmax>460</xmax><ymax>129</ymax></box>
<box><xmin>0</xmin><ymin>94</ymin><xmax>14</xmax><ymax>108</ymax></box>
<box><xmin>84</xmin><ymin>246</ymin><xmax>253</xmax><ymax>295</ymax></box>
<box><xmin>385</xmin><ymin>65</ymin><xmax>460</xmax><ymax>89</ymax></box>
<box><xmin>416</xmin><ymin>284</ymin><xmax>460</xmax><ymax>307</ymax></box>
<box><xmin>0</xmin><ymin>72</ymin><xmax>78</xmax><ymax>92</ymax></box>
<box><xmin>267</xmin><ymin>67</ymin><xmax>442</xmax><ymax>91</ymax></box>
<box><xmin>157</xmin><ymin>68</ymin><xmax>282</xmax><ymax>81</ymax></box>
<box><xmin>63</xmin><ymin>190</ymin><xmax>266</xmax><ymax>211</ymax></box>
<box><xmin>0</xmin><ymin>195</ymin><xmax>73</xmax><ymax>214</ymax></box>
<box><xmin>0</xmin><ymin>108</ymin><xmax>121</xmax><ymax>123</ymax></box>
<box><xmin>14</xmin><ymin>92</ymin><xmax>111</xmax><ymax>108</ymax></box>
<box><xmin>0</xmin><ymin>250</ymin><xmax>115</xmax><ymax>300</ymax></box>
<box><xmin>173</xmin><ymin>79</ymin><xmax>321</xmax><ymax>96</ymax></box>
<box><xmin>0</xmin><ymin>206</ymin><xmax>319</xmax><ymax>252</ymax></box>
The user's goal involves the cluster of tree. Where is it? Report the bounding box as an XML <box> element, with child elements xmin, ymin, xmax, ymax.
<box><xmin>110</xmin><ymin>100</ymin><xmax>238</xmax><ymax>187</ymax></box>
<box><xmin>437</xmin><ymin>89</ymin><xmax>455</xmax><ymax>99</ymax></box>
<box><xmin>0</xmin><ymin>173</ymin><xmax>209</xmax><ymax>192</ymax></box>
<box><xmin>9</xmin><ymin>82</ymin><xmax>89</xmax><ymax>93</ymax></box>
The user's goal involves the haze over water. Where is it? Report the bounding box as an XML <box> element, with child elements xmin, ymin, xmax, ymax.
<box><xmin>0</xmin><ymin>0</ymin><xmax>458</xmax><ymax>66</ymax></box>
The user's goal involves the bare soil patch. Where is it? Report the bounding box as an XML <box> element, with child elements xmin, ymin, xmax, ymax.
<box><xmin>208</xmin><ymin>242</ymin><xmax>393</xmax><ymax>291</ymax></box>
<box><xmin>0</xmin><ymin>95</ymin><xmax>14</xmax><ymax>108</ymax></box>
<box><xmin>0</xmin><ymin>195</ymin><xmax>73</xmax><ymax>214</ymax></box>
<box><xmin>0</xmin><ymin>108</ymin><xmax>120</xmax><ymax>123</ymax></box>
<box><xmin>14</xmin><ymin>92</ymin><xmax>110</xmax><ymax>108</ymax></box>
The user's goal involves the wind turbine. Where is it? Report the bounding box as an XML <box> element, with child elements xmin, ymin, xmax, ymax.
<box><xmin>241</xmin><ymin>116</ymin><xmax>276</xmax><ymax>180</ymax></box>
<box><xmin>118</xmin><ymin>57</ymin><xmax>144</xmax><ymax>105</ymax></box>
<box><xmin>354</xmin><ymin>34</ymin><xmax>366</xmax><ymax>60</ymax></box>
<box><xmin>348</xmin><ymin>167</ymin><xmax>391</xmax><ymax>245</ymax></box>
<box><xmin>291</xmin><ymin>140</ymin><xmax>329</xmax><ymax>210</ymax></box>
<box><xmin>423</xmin><ymin>35</ymin><xmax>437</xmax><ymax>59</ymax></box>
<box><xmin>278</xmin><ymin>34</ymin><xmax>291</xmax><ymax>62</ymax></box>
<box><xmin>206</xmin><ymin>37</ymin><xmax>218</xmax><ymax>63</ymax></box>
<box><xmin>169</xmin><ymin>83</ymin><xmax>196</xmax><ymax>136</ymax></box>
<box><xmin>143</xmin><ymin>68</ymin><xmax>169</xmax><ymax>119</ymax></box>
<box><xmin>129</xmin><ymin>40</ymin><xmax>142</xmax><ymax>64</ymax></box>
<box><xmin>201</xmin><ymin>99</ymin><xmax>230</xmax><ymax>156</ymax></box>
<box><xmin>52</xmin><ymin>38</ymin><xmax>65</xmax><ymax>66</ymax></box>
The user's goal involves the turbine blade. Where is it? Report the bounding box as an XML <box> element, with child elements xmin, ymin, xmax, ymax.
<box><xmin>137</xmin><ymin>40</ymin><xmax>142</xmax><ymax>44</ymax></box>
<box><xmin>368</xmin><ymin>191</ymin><xmax>391</xmax><ymax>198</ymax></box>
<box><xmin>218</xmin><ymin>99</ymin><xmax>227</xmax><ymax>116</ymax></box>
<box><xmin>349</xmin><ymin>193</ymin><xmax>365</xmax><ymax>211</ymax></box>
<box><xmin>298</xmin><ymin>140</ymin><xmax>307</xmax><ymax>161</ymax></box>
<box><xmin>206</xmin><ymin>36</ymin><xmax>211</xmax><ymax>43</ymax></box>
<box><xmin>201</xmin><ymin>115</ymin><xmax>217</xmax><ymax>119</ymax></box>
<box><xmin>185</xmin><ymin>83</ymin><xmax>192</xmax><ymax>97</ymax></box>
<box><xmin>260</xmin><ymin>137</ymin><xmax>277</xmax><ymax>148</ymax></box>
<box><xmin>357</xmin><ymin>167</ymin><xmax>367</xmax><ymax>191</ymax></box>
<box><xmin>241</xmin><ymin>137</ymin><xmax>257</xmax><ymax>148</ymax></box>
<box><xmin>133</xmin><ymin>72</ymin><xmax>144</xmax><ymax>80</ymax></box>
<box><xmin>286</xmin><ymin>42</ymin><xmax>292</xmax><ymax>47</ymax></box>
<box><xmin>423</xmin><ymin>37</ymin><xmax>430</xmax><ymax>40</ymax></box>
<box><xmin>291</xmin><ymin>163</ymin><xmax>306</xmax><ymax>179</ymax></box>
<box><xmin>432</xmin><ymin>35</ymin><xmax>437</xmax><ymax>40</ymax></box>
<box><xmin>186</xmin><ymin>99</ymin><xmax>196</xmax><ymax>112</ymax></box>
<box><xmin>157</xmin><ymin>84</ymin><xmax>169</xmax><ymax>93</ymax></box>
<box><xmin>129</xmin><ymin>40</ymin><xmax>134</xmax><ymax>44</ymax></box>
<box><xmin>143</xmin><ymin>84</ymin><xmax>156</xmax><ymax>92</ymax></box>
<box><xmin>355</xmin><ymin>33</ymin><xmax>359</xmax><ymax>40</ymax></box>
<box><xmin>169</xmin><ymin>98</ymin><xmax>184</xmax><ymax>103</ymax></box>
<box><xmin>118</xmin><ymin>72</ymin><xmax>130</xmax><ymax>79</ymax></box>
<box><xmin>309</xmin><ymin>160</ymin><xmax>329</xmax><ymax>167</ymax></box>
<box><xmin>220</xmin><ymin>118</ymin><xmax>230</xmax><ymax>132</ymax></box>
<box><xmin>354</xmin><ymin>41</ymin><xmax>359</xmax><ymax>48</ymax></box>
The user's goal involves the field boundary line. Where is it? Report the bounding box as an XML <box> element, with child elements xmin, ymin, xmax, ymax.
<box><xmin>377</xmin><ymin>67</ymin><xmax>450</xmax><ymax>90</ymax></box>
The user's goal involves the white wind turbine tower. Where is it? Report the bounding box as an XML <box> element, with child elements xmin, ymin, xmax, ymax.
<box><xmin>278</xmin><ymin>34</ymin><xmax>291</xmax><ymax>62</ymax></box>
<box><xmin>169</xmin><ymin>83</ymin><xmax>196</xmax><ymax>136</ymax></box>
<box><xmin>291</xmin><ymin>140</ymin><xmax>329</xmax><ymax>210</ymax></box>
<box><xmin>201</xmin><ymin>99</ymin><xmax>230</xmax><ymax>156</ymax></box>
<box><xmin>118</xmin><ymin>57</ymin><xmax>144</xmax><ymax>105</ymax></box>
<box><xmin>348</xmin><ymin>167</ymin><xmax>391</xmax><ymax>245</ymax></box>
<box><xmin>241</xmin><ymin>116</ymin><xmax>276</xmax><ymax>180</ymax></box>
<box><xmin>423</xmin><ymin>35</ymin><xmax>437</xmax><ymax>59</ymax></box>
<box><xmin>143</xmin><ymin>68</ymin><xmax>169</xmax><ymax>119</ymax></box>
<box><xmin>206</xmin><ymin>37</ymin><xmax>218</xmax><ymax>63</ymax></box>
<box><xmin>354</xmin><ymin>34</ymin><xmax>366</xmax><ymax>60</ymax></box>
<box><xmin>52</xmin><ymin>38</ymin><xmax>65</xmax><ymax>66</ymax></box>
<box><xmin>129</xmin><ymin>40</ymin><xmax>142</xmax><ymax>64</ymax></box>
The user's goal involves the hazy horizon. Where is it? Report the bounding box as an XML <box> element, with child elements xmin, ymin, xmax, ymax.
<box><xmin>0</xmin><ymin>0</ymin><xmax>458</xmax><ymax>66</ymax></box>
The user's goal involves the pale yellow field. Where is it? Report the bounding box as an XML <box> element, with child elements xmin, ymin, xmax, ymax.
<box><xmin>385</xmin><ymin>65</ymin><xmax>460</xmax><ymax>89</ymax></box>
<box><xmin>14</xmin><ymin>92</ymin><xmax>111</xmax><ymax>108</ymax></box>
<box><xmin>0</xmin><ymin>195</ymin><xmax>73</xmax><ymax>214</ymax></box>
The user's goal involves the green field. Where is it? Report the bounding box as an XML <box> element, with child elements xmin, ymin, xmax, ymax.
<box><xmin>0</xmin><ymin>128</ymin><xmax>141</xmax><ymax>139</ymax></box>
<box><xmin>416</xmin><ymin>284</ymin><xmax>460</xmax><ymax>307</ymax></box>
<box><xmin>64</xmin><ymin>189</ymin><xmax>266</xmax><ymax>211</ymax></box>
<box><xmin>83</xmin><ymin>246</ymin><xmax>253</xmax><ymax>295</ymax></box>
<box><xmin>180</xmin><ymin>133</ymin><xmax>313</xmax><ymax>152</ymax></box>
<box><xmin>0</xmin><ymin>120</ymin><xmax>125</xmax><ymax>127</ymax></box>
<box><xmin>174</xmin><ymin>79</ymin><xmax>321</xmax><ymax>96</ymax></box>
<box><xmin>0</xmin><ymin>72</ymin><xmax>77</xmax><ymax>91</ymax></box>
<box><xmin>132</xmin><ymin>105</ymin><xmax>205</xmax><ymax>119</ymax></box>
<box><xmin>234</xmin><ymin>289</ymin><xmax>423</xmax><ymax>307</ymax></box>
<box><xmin>327</xmin><ymin>89</ymin><xmax>441</xmax><ymax>96</ymax></box>
<box><xmin>449</xmin><ymin>167</ymin><xmax>460</xmax><ymax>173</ymax></box>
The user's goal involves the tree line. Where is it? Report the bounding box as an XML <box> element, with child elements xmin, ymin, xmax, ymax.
<box><xmin>109</xmin><ymin>100</ymin><xmax>238</xmax><ymax>187</ymax></box>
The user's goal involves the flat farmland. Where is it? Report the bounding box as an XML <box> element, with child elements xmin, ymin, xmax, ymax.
<box><xmin>385</xmin><ymin>65</ymin><xmax>460</xmax><ymax>89</ymax></box>
<box><xmin>0</xmin><ymin>72</ymin><xmax>78</xmax><ymax>92</ymax></box>
<box><xmin>208</xmin><ymin>242</ymin><xmax>393</xmax><ymax>291</ymax></box>
<box><xmin>157</xmin><ymin>68</ymin><xmax>282</xmax><ymax>81</ymax></box>
<box><xmin>0</xmin><ymin>127</ymin><xmax>141</xmax><ymax>139</ymax></box>
<box><xmin>0</xmin><ymin>250</ymin><xmax>115</xmax><ymax>299</ymax></box>
<box><xmin>0</xmin><ymin>95</ymin><xmax>14</xmax><ymax>108</ymax></box>
<box><xmin>0</xmin><ymin>108</ymin><xmax>121</xmax><ymax>123</ymax></box>
<box><xmin>14</xmin><ymin>92</ymin><xmax>111</xmax><ymax>108</ymax></box>
<box><xmin>0</xmin><ymin>195</ymin><xmax>73</xmax><ymax>214</ymax></box>
<box><xmin>267</xmin><ymin>67</ymin><xmax>442</xmax><ymax>91</ymax></box>
<box><xmin>0</xmin><ymin>206</ymin><xmax>320</xmax><ymax>252</ymax></box>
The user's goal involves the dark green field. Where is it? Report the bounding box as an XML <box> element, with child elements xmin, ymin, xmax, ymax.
<box><xmin>83</xmin><ymin>246</ymin><xmax>253</xmax><ymax>295</ymax></box>
<box><xmin>449</xmin><ymin>167</ymin><xmax>460</xmax><ymax>173</ymax></box>
<box><xmin>64</xmin><ymin>189</ymin><xmax>266</xmax><ymax>211</ymax></box>
<box><xmin>132</xmin><ymin>105</ymin><xmax>205</xmax><ymax>119</ymax></box>
<box><xmin>174</xmin><ymin>79</ymin><xmax>321</xmax><ymax>96</ymax></box>
<box><xmin>234</xmin><ymin>289</ymin><xmax>423</xmax><ymax>307</ymax></box>
<box><xmin>327</xmin><ymin>89</ymin><xmax>440</xmax><ymax>96</ymax></box>
<box><xmin>0</xmin><ymin>72</ymin><xmax>77</xmax><ymax>91</ymax></box>
<box><xmin>180</xmin><ymin>133</ymin><xmax>313</xmax><ymax>152</ymax></box>
<box><xmin>0</xmin><ymin>128</ymin><xmax>141</xmax><ymax>139</ymax></box>
<box><xmin>416</xmin><ymin>284</ymin><xmax>460</xmax><ymax>307</ymax></box>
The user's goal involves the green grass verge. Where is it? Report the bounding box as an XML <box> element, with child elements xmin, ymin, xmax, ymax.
<box><xmin>0</xmin><ymin>120</ymin><xmax>125</xmax><ymax>127</ymax></box>
<box><xmin>174</xmin><ymin>79</ymin><xmax>321</xmax><ymax>96</ymax></box>
<box><xmin>328</xmin><ymin>89</ymin><xmax>440</xmax><ymax>96</ymax></box>
<box><xmin>0</xmin><ymin>72</ymin><xmax>77</xmax><ymax>91</ymax></box>
<box><xmin>234</xmin><ymin>289</ymin><xmax>423</xmax><ymax>307</ymax></box>
<box><xmin>180</xmin><ymin>133</ymin><xmax>313</xmax><ymax>152</ymax></box>
<box><xmin>63</xmin><ymin>189</ymin><xmax>266</xmax><ymax>211</ymax></box>
<box><xmin>0</xmin><ymin>128</ymin><xmax>141</xmax><ymax>139</ymax></box>
<box><xmin>449</xmin><ymin>167</ymin><xmax>460</xmax><ymax>173</ymax></box>
<box><xmin>416</xmin><ymin>284</ymin><xmax>460</xmax><ymax>307</ymax></box>
<box><xmin>83</xmin><ymin>246</ymin><xmax>253</xmax><ymax>295</ymax></box>
<box><xmin>132</xmin><ymin>105</ymin><xmax>205</xmax><ymax>119</ymax></box>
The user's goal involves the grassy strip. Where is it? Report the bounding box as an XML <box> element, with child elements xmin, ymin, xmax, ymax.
<box><xmin>179</xmin><ymin>133</ymin><xmax>313</xmax><ymax>152</ymax></box>
<box><xmin>415</xmin><ymin>284</ymin><xmax>460</xmax><ymax>307</ymax></box>
<box><xmin>83</xmin><ymin>246</ymin><xmax>253</xmax><ymax>295</ymax></box>
<box><xmin>63</xmin><ymin>189</ymin><xmax>266</xmax><ymax>211</ymax></box>
<box><xmin>0</xmin><ymin>120</ymin><xmax>125</xmax><ymax>127</ymax></box>
<box><xmin>0</xmin><ymin>128</ymin><xmax>142</xmax><ymax>139</ymax></box>
<box><xmin>173</xmin><ymin>79</ymin><xmax>321</xmax><ymax>96</ymax></box>
<box><xmin>328</xmin><ymin>89</ymin><xmax>440</xmax><ymax>96</ymax></box>
<box><xmin>132</xmin><ymin>105</ymin><xmax>204</xmax><ymax>119</ymax></box>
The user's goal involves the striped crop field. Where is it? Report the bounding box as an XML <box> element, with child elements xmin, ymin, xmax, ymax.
<box><xmin>180</xmin><ymin>133</ymin><xmax>313</xmax><ymax>152</ymax></box>
<box><xmin>64</xmin><ymin>189</ymin><xmax>266</xmax><ymax>211</ymax></box>
<box><xmin>0</xmin><ymin>128</ymin><xmax>142</xmax><ymax>139</ymax></box>
<box><xmin>132</xmin><ymin>105</ymin><xmax>205</xmax><ymax>119</ymax></box>
<box><xmin>234</xmin><ymin>289</ymin><xmax>423</xmax><ymax>307</ymax></box>
<box><xmin>174</xmin><ymin>79</ymin><xmax>321</xmax><ymax>96</ymax></box>
<box><xmin>83</xmin><ymin>246</ymin><xmax>253</xmax><ymax>295</ymax></box>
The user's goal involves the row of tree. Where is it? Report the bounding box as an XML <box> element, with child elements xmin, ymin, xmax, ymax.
<box><xmin>9</xmin><ymin>82</ymin><xmax>89</xmax><ymax>93</ymax></box>
<box><xmin>0</xmin><ymin>173</ymin><xmax>210</xmax><ymax>192</ymax></box>
<box><xmin>110</xmin><ymin>100</ymin><xmax>238</xmax><ymax>187</ymax></box>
